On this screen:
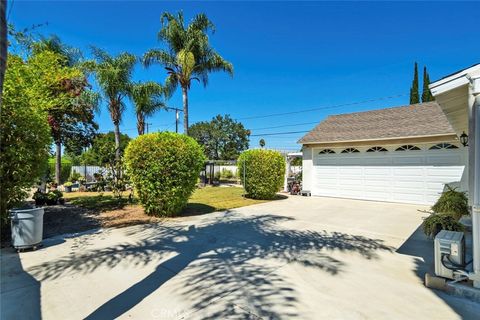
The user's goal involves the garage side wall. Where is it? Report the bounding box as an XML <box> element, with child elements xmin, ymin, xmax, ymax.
<box><xmin>302</xmin><ymin>147</ymin><xmax>313</xmax><ymax>191</ymax></box>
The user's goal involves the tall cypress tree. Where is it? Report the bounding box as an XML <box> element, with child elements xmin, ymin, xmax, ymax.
<box><xmin>409</xmin><ymin>62</ymin><xmax>419</xmax><ymax>104</ymax></box>
<box><xmin>422</xmin><ymin>66</ymin><xmax>434</xmax><ymax>102</ymax></box>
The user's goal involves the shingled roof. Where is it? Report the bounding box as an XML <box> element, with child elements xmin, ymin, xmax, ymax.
<box><xmin>298</xmin><ymin>101</ymin><xmax>456</xmax><ymax>144</ymax></box>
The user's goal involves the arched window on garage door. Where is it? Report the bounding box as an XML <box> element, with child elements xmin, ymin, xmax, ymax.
<box><xmin>319</xmin><ymin>149</ymin><xmax>336</xmax><ymax>154</ymax></box>
<box><xmin>429</xmin><ymin>143</ymin><xmax>459</xmax><ymax>150</ymax></box>
<box><xmin>340</xmin><ymin>148</ymin><xmax>360</xmax><ymax>153</ymax></box>
<box><xmin>366</xmin><ymin>146</ymin><xmax>388</xmax><ymax>152</ymax></box>
<box><xmin>395</xmin><ymin>145</ymin><xmax>421</xmax><ymax>151</ymax></box>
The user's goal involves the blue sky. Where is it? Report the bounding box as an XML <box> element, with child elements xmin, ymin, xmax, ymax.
<box><xmin>9</xmin><ymin>1</ymin><xmax>480</xmax><ymax>150</ymax></box>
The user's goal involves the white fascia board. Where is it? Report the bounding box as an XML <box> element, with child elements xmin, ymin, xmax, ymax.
<box><xmin>430</xmin><ymin>77</ymin><xmax>469</xmax><ymax>96</ymax></box>
<box><xmin>430</xmin><ymin>65</ymin><xmax>480</xmax><ymax>89</ymax></box>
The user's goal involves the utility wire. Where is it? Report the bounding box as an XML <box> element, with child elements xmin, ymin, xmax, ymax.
<box><xmin>236</xmin><ymin>93</ymin><xmax>406</xmax><ymax>120</ymax></box>
<box><xmin>250</xmin><ymin>130</ymin><xmax>309</xmax><ymax>137</ymax></box>
<box><xmin>249</xmin><ymin>121</ymin><xmax>320</xmax><ymax>131</ymax></box>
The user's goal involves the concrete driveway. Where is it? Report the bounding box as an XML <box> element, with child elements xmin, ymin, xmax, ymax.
<box><xmin>2</xmin><ymin>196</ymin><xmax>480</xmax><ymax>319</ymax></box>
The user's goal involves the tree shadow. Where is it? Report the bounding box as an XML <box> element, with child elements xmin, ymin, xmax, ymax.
<box><xmin>180</xmin><ymin>203</ymin><xmax>216</xmax><ymax>216</ymax></box>
<box><xmin>1</xmin><ymin>249</ymin><xmax>42</xmax><ymax>320</ymax></box>
<box><xmin>27</xmin><ymin>212</ymin><xmax>393</xmax><ymax>319</ymax></box>
<box><xmin>397</xmin><ymin>225</ymin><xmax>480</xmax><ymax>318</ymax></box>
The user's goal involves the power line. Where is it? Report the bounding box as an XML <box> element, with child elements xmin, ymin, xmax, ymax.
<box><xmin>250</xmin><ymin>130</ymin><xmax>309</xmax><ymax>137</ymax></box>
<box><xmin>249</xmin><ymin>121</ymin><xmax>320</xmax><ymax>131</ymax></box>
<box><xmin>236</xmin><ymin>93</ymin><xmax>406</xmax><ymax>120</ymax></box>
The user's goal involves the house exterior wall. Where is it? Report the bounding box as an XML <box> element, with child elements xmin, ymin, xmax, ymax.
<box><xmin>302</xmin><ymin>147</ymin><xmax>313</xmax><ymax>191</ymax></box>
<box><xmin>301</xmin><ymin>139</ymin><xmax>468</xmax><ymax>204</ymax></box>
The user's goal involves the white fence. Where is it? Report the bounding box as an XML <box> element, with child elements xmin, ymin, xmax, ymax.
<box><xmin>71</xmin><ymin>166</ymin><xmax>105</xmax><ymax>182</ymax></box>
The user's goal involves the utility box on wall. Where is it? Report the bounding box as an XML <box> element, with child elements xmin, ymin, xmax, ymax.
<box><xmin>434</xmin><ymin>230</ymin><xmax>465</xmax><ymax>280</ymax></box>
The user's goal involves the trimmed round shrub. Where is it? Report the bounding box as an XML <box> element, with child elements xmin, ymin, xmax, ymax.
<box><xmin>237</xmin><ymin>149</ymin><xmax>285</xmax><ymax>199</ymax></box>
<box><xmin>423</xmin><ymin>213</ymin><xmax>464</xmax><ymax>238</ymax></box>
<box><xmin>125</xmin><ymin>132</ymin><xmax>206</xmax><ymax>216</ymax></box>
<box><xmin>431</xmin><ymin>186</ymin><xmax>469</xmax><ymax>219</ymax></box>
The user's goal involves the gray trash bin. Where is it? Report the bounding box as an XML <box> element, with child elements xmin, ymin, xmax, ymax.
<box><xmin>10</xmin><ymin>207</ymin><xmax>44</xmax><ymax>250</ymax></box>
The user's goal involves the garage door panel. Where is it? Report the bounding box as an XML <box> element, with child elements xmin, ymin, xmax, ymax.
<box><xmin>338</xmin><ymin>167</ymin><xmax>363</xmax><ymax>176</ymax></box>
<box><xmin>338</xmin><ymin>179</ymin><xmax>363</xmax><ymax>186</ymax></box>
<box><xmin>425</xmin><ymin>167</ymin><xmax>465</xmax><ymax>176</ymax></box>
<box><xmin>393</xmin><ymin>167</ymin><xmax>424</xmax><ymax>176</ymax></box>
<box><xmin>393</xmin><ymin>180</ymin><xmax>424</xmax><ymax>188</ymax></box>
<box><xmin>312</xmin><ymin>147</ymin><xmax>464</xmax><ymax>205</ymax></box>
<box><xmin>364</xmin><ymin>167</ymin><xmax>391</xmax><ymax>175</ymax></box>
<box><xmin>364</xmin><ymin>179</ymin><xmax>390</xmax><ymax>187</ymax></box>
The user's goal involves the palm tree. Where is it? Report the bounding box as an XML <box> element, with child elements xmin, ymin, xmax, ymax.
<box><xmin>84</xmin><ymin>48</ymin><xmax>136</xmax><ymax>162</ymax></box>
<box><xmin>143</xmin><ymin>11</ymin><xmax>233</xmax><ymax>135</ymax></box>
<box><xmin>130</xmin><ymin>81</ymin><xmax>166</xmax><ymax>135</ymax></box>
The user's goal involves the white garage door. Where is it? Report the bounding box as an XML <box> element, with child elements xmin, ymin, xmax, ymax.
<box><xmin>312</xmin><ymin>145</ymin><xmax>466</xmax><ymax>205</ymax></box>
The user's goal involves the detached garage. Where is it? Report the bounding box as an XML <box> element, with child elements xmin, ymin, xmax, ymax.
<box><xmin>299</xmin><ymin>101</ymin><xmax>468</xmax><ymax>205</ymax></box>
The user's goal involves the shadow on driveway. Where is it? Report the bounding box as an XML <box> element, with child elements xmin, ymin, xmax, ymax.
<box><xmin>397</xmin><ymin>225</ymin><xmax>480</xmax><ymax>319</ymax></box>
<box><xmin>24</xmin><ymin>212</ymin><xmax>392</xmax><ymax>319</ymax></box>
<box><xmin>1</xmin><ymin>250</ymin><xmax>41</xmax><ymax>320</ymax></box>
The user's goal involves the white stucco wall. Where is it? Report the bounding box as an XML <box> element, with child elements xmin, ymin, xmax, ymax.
<box><xmin>302</xmin><ymin>147</ymin><xmax>313</xmax><ymax>191</ymax></box>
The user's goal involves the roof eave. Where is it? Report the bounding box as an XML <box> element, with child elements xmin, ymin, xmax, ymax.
<box><xmin>300</xmin><ymin>133</ymin><xmax>457</xmax><ymax>146</ymax></box>
<box><xmin>430</xmin><ymin>64</ymin><xmax>480</xmax><ymax>95</ymax></box>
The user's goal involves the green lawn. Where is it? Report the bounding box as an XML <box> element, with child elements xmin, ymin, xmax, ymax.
<box><xmin>64</xmin><ymin>186</ymin><xmax>276</xmax><ymax>216</ymax></box>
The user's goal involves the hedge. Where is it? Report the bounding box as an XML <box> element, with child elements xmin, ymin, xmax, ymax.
<box><xmin>431</xmin><ymin>186</ymin><xmax>469</xmax><ymax>219</ymax></box>
<box><xmin>1</xmin><ymin>55</ymin><xmax>51</xmax><ymax>228</ymax></box>
<box><xmin>238</xmin><ymin>149</ymin><xmax>285</xmax><ymax>199</ymax></box>
<box><xmin>125</xmin><ymin>132</ymin><xmax>205</xmax><ymax>216</ymax></box>
<box><xmin>48</xmin><ymin>158</ymin><xmax>72</xmax><ymax>184</ymax></box>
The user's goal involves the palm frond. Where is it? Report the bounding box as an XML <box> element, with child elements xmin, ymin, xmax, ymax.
<box><xmin>142</xmin><ymin>49</ymin><xmax>176</xmax><ymax>68</ymax></box>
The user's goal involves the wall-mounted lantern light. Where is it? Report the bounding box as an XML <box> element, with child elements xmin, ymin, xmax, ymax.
<box><xmin>460</xmin><ymin>131</ymin><xmax>469</xmax><ymax>147</ymax></box>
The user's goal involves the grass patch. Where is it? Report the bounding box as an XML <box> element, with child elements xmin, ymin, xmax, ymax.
<box><xmin>65</xmin><ymin>186</ymin><xmax>279</xmax><ymax>215</ymax></box>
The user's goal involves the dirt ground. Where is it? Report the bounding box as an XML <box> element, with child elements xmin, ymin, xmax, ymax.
<box><xmin>42</xmin><ymin>203</ymin><xmax>160</xmax><ymax>239</ymax></box>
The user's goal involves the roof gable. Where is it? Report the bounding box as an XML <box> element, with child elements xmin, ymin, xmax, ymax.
<box><xmin>298</xmin><ymin>101</ymin><xmax>456</xmax><ymax>144</ymax></box>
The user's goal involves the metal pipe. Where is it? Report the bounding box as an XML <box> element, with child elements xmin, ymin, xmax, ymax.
<box><xmin>469</xmin><ymin>75</ymin><xmax>480</xmax><ymax>288</ymax></box>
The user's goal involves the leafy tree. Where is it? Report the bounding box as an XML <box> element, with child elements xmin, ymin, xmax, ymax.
<box><xmin>1</xmin><ymin>55</ymin><xmax>52</xmax><ymax>226</ymax></box>
<box><xmin>409</xmin><ymin>62</ymin><xmax>419</xmax><ymax>104</ymax></box>
<box><xmin>82</xmin><ymin>132</ymin><xmax>131</xmax><ymax>166</ymax></box>
<box><xmin>30</xmin><ymin>36</ymin><xmax>99</xmax><ymax>184</ymax></box>
<box><xmin>83</xmin><ymin>48</ymin><xmax>136</xmax><ymax>162</ymax></box>
<box><xmin>0</xmin><ymin>0</ymin><xmax>6</xmax><ymax>104</ymax></box>
<box><xmin>189</xmin><ymin>114</ymin><xmax>250</xmax><ymax>160</ymax></box>
<box><xmin>422</xmin><ymin>66</ymin><xmax>434</xmax><ymax>102</ymax></box>
<box><xmin>130</xmin><ymin>81</ymin><xmax>167</xmax><ymax>135</ymax></box>
<box><xmin>143</xmin><ymin>11</ymin><xmax>233</xmax><ymax>135</ymax></box>
<box><xmin>259</xmin><ymin>139</ymin><xmax>266</xmax><ymax>148</ymax></box>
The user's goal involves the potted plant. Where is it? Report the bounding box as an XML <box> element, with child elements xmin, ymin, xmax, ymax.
<box><xmin>33</xmin><ymin>190</ymin><xmax>47</xmax><ymax>206</ymax></box>
<box><xmin>63</xmin><ymin>181</ymin><xmax>73</xmax><ymax>193</ymax></box>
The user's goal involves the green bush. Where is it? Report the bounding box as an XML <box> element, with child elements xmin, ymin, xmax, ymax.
<box><xmin>423</xmin><ymin>213</ymin><xmax>464</xmax><ymax>238</ymax></box>
<box><xmin>221</xmin><ymin>168</ymin><xmax>234</xmax><ymax>179</ymax></box>
<box><xmin>125</xmin><ymin>132</ymin><xmax>205</xmax><ymax>216</ymax></box>
<box><xmin>48</xmin><ymin>158</ymin><xmax>72</xmax><ymax>184</ymax></box>
<box><xmin>237</xmin><ymin>149</ymin><xmax>285</xmax><ymax>199</ymax></box>
<box><xmin>69</xmin><ymin>170</ymin><xmax>82</xmax><ymax>182</ymax></box>
<box><xmin>1</xmin><ymin>55</ymin><xmax>51</xmax><ymax>226</ymax></box>
<box><xmin>432</xmin><ymin>186</ymin><xmax>469</xmax><ymax>219</ymax></box>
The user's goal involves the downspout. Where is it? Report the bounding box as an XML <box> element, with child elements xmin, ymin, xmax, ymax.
<box><xmin>468</xmin><ymin>74</ymin><xmax>480</xmax><ymax>288</ymax></box>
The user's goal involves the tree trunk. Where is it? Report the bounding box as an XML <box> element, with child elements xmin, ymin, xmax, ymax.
<box><xmin>114</xmin><ymin>121</ymin><xmax>121</xmax><ymax>162</ymax></box>
<box><xmin>182</xmin><ymin>86</ymin><xmax>189</xmax><ymax>135</ymax></box>
<box><xmin>0</xmin><ymin>0</ymin><xmax>7</xmax><ymax>106</ymax></box>
<box><xmin>136</xmin><ymin>112</ymin><xmax>145</xmax><ymax>135</ymax></box>
<box><xmin>55</xmin><ymin>141</ymin><xmax>62</xmax><ymax>185</ymax></box>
